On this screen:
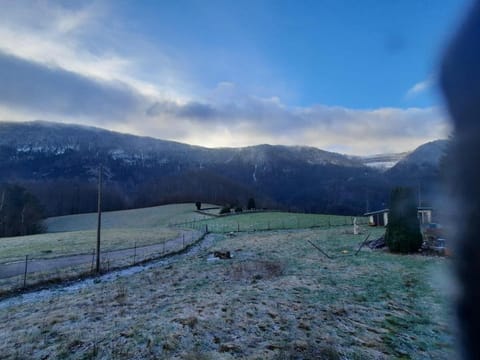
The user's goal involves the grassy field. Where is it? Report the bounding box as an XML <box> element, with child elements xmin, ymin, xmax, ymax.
<box><xmin>45</xmin><ymin>203</ymin><xmax>215</xmax><ymax>232</ymax></box>
<box><xmin>0</xmin><ymin>203</ymin><xmax>214</xmax><ymax>264</ymax></box>
<box><xmin>182</xmin><ymin>211</ymin><xmax>368</xmax><ymax>233</ymax></box>
<box><xmin>0</xmin><ymin>226</ymin><xmax>455</xmax><ymax>359</ymax></box>
<box><xmin>0</xmin><ymin>227</ymin><xmax>178</xmax><ymax>264</ymax></box>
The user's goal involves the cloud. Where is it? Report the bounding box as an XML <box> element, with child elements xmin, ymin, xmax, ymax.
<box><xmin>0</xmin><ymin>1</ymin><xmax>451</xmax><ymax>156</ymax></box>
<box><xmin>0</xmin><ymin>0</ymin><xmax>190</xmax><ymax>102</ymax></box>
<box><xmin>138</xmin><ymin>89</ymin><xmax>451</xmax><ymax>155</ymax></box>
<box><xmin>406</xmin><ymin>76</ymin><xmax>436</xmax><ymax>98</ymax></box>
<box><xmin>0</xmin><ymin>51</ymin><xmax>145</xmax><ymax>121</ymax></box>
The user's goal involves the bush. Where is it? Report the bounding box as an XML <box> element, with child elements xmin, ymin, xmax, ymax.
<box><xmin>195</xmin><ymin>201</ymin><xmax>201</xmax><ymax>210</ymax></box>
<box><xmin>385</xmin><ymin>187</ymin><xmax>423</xmax><ymax>253</ymax></box>
<box><xmin>234</xmin><ymin>206</ymin><xmax>243</xmax><ymax>213</ymax></box>
<box><xmin>220</xmin><ymin>205</ymin><xmax>231</xmax><ymax>214</ymax></box>
<box><xmin>247</xmin><ymin>197</ymin><xmax>256</xmax><ymax>210</ymax></box>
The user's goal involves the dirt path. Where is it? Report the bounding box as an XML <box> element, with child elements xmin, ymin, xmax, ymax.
<box><xmin>0</xmin><ymin>229</ymin><xmax>201</xmax><ymax>279</ymax></box>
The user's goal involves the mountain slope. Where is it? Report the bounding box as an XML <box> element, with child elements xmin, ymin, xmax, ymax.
<box><xmin>0</xmin><ymin>121</ymin><xmax>447</xmax><ymax>216</ymax></box>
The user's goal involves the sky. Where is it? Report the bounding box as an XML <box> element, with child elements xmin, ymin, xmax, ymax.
<box><xmin>0</xmin><ymin>0</ymin><xmax>471</xmax><ymax>155</ymax></box>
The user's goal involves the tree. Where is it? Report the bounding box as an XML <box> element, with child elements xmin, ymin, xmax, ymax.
<box><xmin>0</xmin><ymin>184</ymin><xmax>44</xmax><ymax>237</ymax></box>
<box><xmin>220</xmin><ymin>205</ymin><xmax>231</xmax><ymax>214</ymax></box>
<box><xmin>247</xmin><ymin>197</ymin><xmax>256</xmax><ymax>210</ymax></box>
<box><xmin>385</xmin><ymin>187</ymin><xmax>423</xmax><ymax>253</ymax></box>
<box><xmin>195</xmin><ymin>201</ymin><xmax>202</xmax><ymax>210</ymax></box>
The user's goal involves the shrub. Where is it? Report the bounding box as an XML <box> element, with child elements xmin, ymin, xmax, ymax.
<box><xmin>247</xmin><ymin>197</ymin><xmax>256</xmax><ymax>210</ymax></box>
<box><xmin>385</xmin><ymin>187</ymin><xmax>423</xmax><ymax>253</ymax></box>
<box><xmin>195</xmin><ymin>201</ymin><xmax>201</xmax><ymax>210</ymax></box>
<box><xmin>220</xmin><ymin>205</ymin><xmax>231</xmax><ymax>214</ymax></box>
<box><xmin>235</xmin><ymin>206</ymin><xmax>243</xmax><ymax>213</ymax></box>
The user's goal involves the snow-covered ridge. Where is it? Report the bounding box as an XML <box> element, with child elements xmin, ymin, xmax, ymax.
<box><xmin>349</xmin><ymin>152</ymin><xmax>409</xmax><ymax>170</ymax></box>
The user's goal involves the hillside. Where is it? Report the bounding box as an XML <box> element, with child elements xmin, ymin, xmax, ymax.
<box><xmin>0</xmin><ymin>121</ymin><xmax>448</xmax><ymax>216</ymax></box>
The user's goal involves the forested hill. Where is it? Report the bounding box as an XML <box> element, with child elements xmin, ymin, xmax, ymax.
<box><xmin>0</xmin><ymin>121</ymin><xmax>447</xmax><ymax>216</ymax></box>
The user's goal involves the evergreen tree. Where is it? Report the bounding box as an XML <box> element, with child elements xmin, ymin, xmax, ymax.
<box><xmin>247</xmin><ymin>197</ymin><xmax>256</xmax><ymax>210</ymax></box>
<box><xmin>385</xmin><ymin>187</ymin><xmax>423</xmax><ymax>253</ymax></box>
<box><xmin>0</xmin><ymin>184</ymin><xmax>44</xmax><ymax>237</ymax></box>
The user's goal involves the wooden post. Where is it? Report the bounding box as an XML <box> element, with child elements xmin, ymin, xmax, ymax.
<box><xmin>96</xmin><ymin>164</ymin><xmax>103</xmax><ymax>274</ymax></box>
<box><xmin>355</xmin><ymin>234</ymin><xmax>371</xmax><ymax>256</ymax></box>
<box><xmin>237</xmin><ymin>223</ymin><xmax>240</xmax><ymax>232</ymax></box>
<box><xmin>133</xmin><ymin>242</ymin><xmax>137</xmax><ymax>265</ymax></box>
<box><xmin>91</xmin><ymin>248</ymin><xmax>95</xmax><ymax>273</ymax></box>
<box><xmin>23</xmin><ymin>255</ymin><xmax>28</xmax><ymax>288</ymax></box>
<box><xmin>306</xmin><ymin>240</ymin><xmax>333</xmax><ymax>259</ymax></box>
<box><xmin>183</xmin><ymin>234</ymin><xmax>185</xmax><ymax>248</ymax></box>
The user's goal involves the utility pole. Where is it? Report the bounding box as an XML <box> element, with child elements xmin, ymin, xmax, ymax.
<box><xmin>418</xmin><ymin>182</ymin><xmax>422</xmax><ymax>208</ymax></box>
<box><xmin>96</xmin><ymin>164</ymin><xmax>103</xmax><ymax>273</ymax></box>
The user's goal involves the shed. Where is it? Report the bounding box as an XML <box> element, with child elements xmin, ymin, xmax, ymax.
<box><xmin>364</xmin><ymin>207</ymin><xmax>434</xmax><ymax>227</ymax></box>
<box><xmin>364</xmin><ymin>209</ymin><xmax>389</xmax><ymax>226</ymax></box>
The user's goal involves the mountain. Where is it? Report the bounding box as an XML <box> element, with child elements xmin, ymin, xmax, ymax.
<box><xmin>386</xmin><ymin>140</ymin><xmax>448</xmax><ymax>180</ymax></box>
<box><xmin>384</xmin><ymin>140</ymin><xmax>448</xmax><ymax>207</ymax></box>
<box><xmin>0</xmin><ymin>121</ymin><xmax>447</xmax><ymax>216</ymax></box>
<box><xmin>355</xmin><ymin>152</ymin><xmax>409</xmax><ymax>170</ymax></box>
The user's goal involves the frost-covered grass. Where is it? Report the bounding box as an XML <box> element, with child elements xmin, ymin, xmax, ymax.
<box><xmin>0</xmin><ymin>228</ymin><xmax>178</xmax><ymax>264</ymax></box>
<box><xmin>0</xmin><ymin>226</ymin><xmax>455</xmax><ymax>359</ymax></box>
<box><xmin>0</xmin><ymin>203</ymin><xmax>214</xmax><ymax>264</ymax></box>
<box><xmin>183</xmin><ymin>211</ymin><xmax>368</xmax><ymax>233</ymax></box>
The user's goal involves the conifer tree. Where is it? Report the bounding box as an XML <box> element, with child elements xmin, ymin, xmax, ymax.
<box><xmin>385</xmin><ymin>187</ymin><xmax>423</xmax><ymax>253</ymax></box>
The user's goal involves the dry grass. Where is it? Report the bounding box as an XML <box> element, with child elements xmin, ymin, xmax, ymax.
<box><xmin>0</xmin><ymin>227</ymin><xmax>455</xmax><ymax>359</ymax></box>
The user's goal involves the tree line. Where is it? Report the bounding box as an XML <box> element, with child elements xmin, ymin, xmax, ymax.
<box><xmin>0</xmin><ymin>183</ymin><xmax>44</xmax><ymax>237</ymax></box>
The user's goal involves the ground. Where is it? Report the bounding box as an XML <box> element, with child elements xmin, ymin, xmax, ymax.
<box><xmin>0</xmin><ymin>226</ymin><xmax>455</xmax><ymax>359</ymax></box>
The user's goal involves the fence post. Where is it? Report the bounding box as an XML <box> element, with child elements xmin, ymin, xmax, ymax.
<box><xmin>91</xmin><ymin>249</ymin><xmax>95</xmax><ymax>273</ymax></box>
<box><xmin>237</xmin><ymin>223</ymin><xmax>240</xmax><ymax>232</ymax></box>
<box><xmin>133</xmin><ymin>242</ymin><xmax>137</xmax><ymax>265</ymax></box>
<box><xmin>23</xmin><ymin>255</ymin><xmax>28</xmax><ymax>289</ymax></box>
<box><xmin>183</xmin><ymin>234</ymin><xmax>185</xmax><ymax>248</ymax></box>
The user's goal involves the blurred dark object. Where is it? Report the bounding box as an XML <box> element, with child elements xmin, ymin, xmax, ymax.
<box><xmin>441</xmin><ymin>1</ymin><xmax>480</xmax><ymax>358</ymax></box>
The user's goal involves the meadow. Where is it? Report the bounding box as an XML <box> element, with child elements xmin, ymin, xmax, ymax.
<box><xmin>0</xmin><ymin>203</ymin><xmax>215</xmax><ymax>265</ymax></box>
<box><xmin>0</xmin><ymin>203</ymin><xmax>212</xmax><ymax>294</ymax></box>
<box><xmin>0</xmin><ymin>225</ymin><xmax>454</xmax><ymax>359</ymax></box>
<box><xmin>180</xmin><ymin>211</ymin><xmax>369</xmax><ymax>233</ymax></box>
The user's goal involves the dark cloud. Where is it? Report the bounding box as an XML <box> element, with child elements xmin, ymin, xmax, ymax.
<box><xmin>0</xmin><ymin>51</ymin><xmax>143</xmax><ymax>121</ymax></box>
<box><xmin>146</xmin><ymin>100</ymin><xmax>217</xmax><ymax>119</ymax></box>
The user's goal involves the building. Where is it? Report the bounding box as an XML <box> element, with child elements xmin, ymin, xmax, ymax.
<box><xmin>364</xmin><ymin>209</ymin><xmax>389</xmax><ymax>226</ymax></box>
<box><xmin>364</xmin><ymin>207</ymin><xmax>433</xmax><ymax>227</ymax></box>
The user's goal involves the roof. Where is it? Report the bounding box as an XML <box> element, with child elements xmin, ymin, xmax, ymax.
<box><xmin>364</xmin><ymin>208</ymin><xmax>389</xmax><ymax>216</ymax></box>
<box><xmin>417</xmin><ymin>206</ymin><xmax>433</xmax><ymax>211</ymax></box>
<box><xmin>364</xmin><ymin>206</ymin><xmax>433</xmax><ymax>216</ymax></box>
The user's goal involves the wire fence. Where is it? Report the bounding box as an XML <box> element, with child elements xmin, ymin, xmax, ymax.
<box><xmin>173</xmin><ymin>215</ymin><xmax>369</xmax><ymax>234</ymax></box>
<box><xmin>0</xmin><ymin>229</ymin><xmax>206</xmax><ymax>296</ymax></box>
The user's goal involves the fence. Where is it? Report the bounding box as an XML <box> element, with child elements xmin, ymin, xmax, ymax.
<box><xmin>173</xmin><ymin>215</ymin><xmax>369</xmax><ymax>234</ymax></box>
<box><xmin>0</xmin><ymin>229</ymin><xmax>206</xmax><ymax>296</ymax></box>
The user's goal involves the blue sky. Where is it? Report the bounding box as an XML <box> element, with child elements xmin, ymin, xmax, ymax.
<box><xmin>0</xmin><ymin>0</ymin><xmax>471</xmax><ymax>154</ymax></box>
